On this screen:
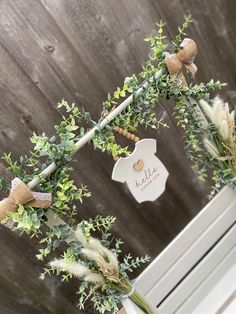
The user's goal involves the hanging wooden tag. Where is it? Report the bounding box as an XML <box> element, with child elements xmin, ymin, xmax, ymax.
<box><xmin>112</xmin><ymin>138</ymin><xmax>169</xmax><ymax>203</ymax></box>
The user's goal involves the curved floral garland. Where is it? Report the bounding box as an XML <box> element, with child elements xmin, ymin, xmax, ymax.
<box><xmin>0</xmin><ymin>15</ymin><xmax>232</xmax><ymax>314</ymax></box>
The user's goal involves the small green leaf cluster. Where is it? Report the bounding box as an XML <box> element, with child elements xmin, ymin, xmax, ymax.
<box><xmin>120</xmin><ymin>254</ymin><xmax>151</xmax><ymax>273</ymax></box>
<box><xmin>173</xmin><ymin>96</ymin><xmax>209</xmax><ymax>182</ymax></box>
<box><xmin>172</xmin><ymin>90</ymin><xmax>234</xmax><ymax>195</ymax></box>
<box><xmin>52</xmin><ymin>174</ymin><xmax>90</xmax><ymax>220</ymax></box>
<box><xmin>37</xmin><ymin>224</ymin><xmax>71</xmax><ymax>260</ymax></box>
<box><xmin>78</xmin><ymin>215</ymin><xmax>116</xmax><ymax>238</ymax></box>
<box><xmin>88</xmin><ymin>20</ymin><xmax>169</xmax><ymax>159</ymax></box>
<box><xmin>77</xmin><ymin>282</ymin><xmax>121</xmax><ymax>314</ymax></box>
<box><xmin>5</xmin><ymin>205</ymin><xmax>45</xmax><ymax>235</ymax></box>
<box><xmin>1</xmin><ymin>101</ymin><xmax>90</xmax><ymax>234</ymax></box>
<box><xmin>91</xmin><ymin>128</ymin><xmax>129</xmax><ymax>158</ymax></box>
<box><xmin>37</xmin><ymin>215</ymin><xmax>116</xmax><ymax>262</ymax></box>
<box><xmin>173</xmin><ymin>15</ymin><xmax>193</xmax><ymax>51</ymax></box>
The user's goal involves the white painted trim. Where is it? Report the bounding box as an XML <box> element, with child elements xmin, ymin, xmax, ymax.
<box><xmin>160</xmin><ymin>223</ymin><xmax>236</xmax><ymax>313</ymax></box>
<box><xmin>121</xmin><ymin>299</ymin><xmax>144</xmax><ymax>314</ymax></box>
<box><xmin>147</xmin><ymin>195</ymin><xmax>236</xmax><ymax>304</ymax></box>
<box><xmin>135</xmin><ymin>185</ymin><xmax>236</xmax><ymax>295</ymax></box>
<box><xmin>184</xmin><ymin>251</ymin><xmax>236</xmax><ymax>314</ymax></box>
<box><xmin>122</xmin><ymin>185</ymin><xmax>236</xmax><ymax>313</ymax></box>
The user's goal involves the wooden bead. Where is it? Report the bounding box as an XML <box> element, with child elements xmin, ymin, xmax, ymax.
<box><xmin>114</xmin><ymin>126</ymin><xmax>140</xmax><ymax>143</ymax></box>
<box><xmin>126</xmin><ymin>132</ymin><xmax>132</xmax><ymax>139</ymax></box>
<box><xmin>123</xmin><ymin>129</ymin><xmax>128</xmax><ymax>136</ymax></box>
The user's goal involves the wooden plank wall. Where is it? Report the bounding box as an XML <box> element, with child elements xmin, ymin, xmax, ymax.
<box><xmin>0</xmin><ymin>0</ymin><xmax>236</xmax><ymax>313</ymax></box>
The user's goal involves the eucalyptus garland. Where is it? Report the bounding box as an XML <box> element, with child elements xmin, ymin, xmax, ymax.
<box><xmin>0</xmin><ymin>15</ymin><xmax>231</xmax><ymax>314</ymax></box>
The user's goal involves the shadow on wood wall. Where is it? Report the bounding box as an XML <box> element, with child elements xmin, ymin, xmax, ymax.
<box><xmin>0</xmin><ymin>0</ymin><xmax>236</xmax><ymax>313</ymax></box>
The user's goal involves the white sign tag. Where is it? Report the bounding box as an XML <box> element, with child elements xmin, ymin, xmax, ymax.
<box><xmin>112</xmin><ymin>138</ymin><xmax>169</xmax><ymax>203</ymax></box>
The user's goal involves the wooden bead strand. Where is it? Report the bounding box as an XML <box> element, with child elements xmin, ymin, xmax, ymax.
<box><xmin>114</xmin><ymin>127</ymin><xmax>139</xmax><ymax>142</ymax></box>
<box><xmin>113</xmin><ymin>126</ymin><xmax>140</xmax><ymax>161</ymax></box>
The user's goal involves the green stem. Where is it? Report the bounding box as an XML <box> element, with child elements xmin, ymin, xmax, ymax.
<box><xmin>129</xmin><ymin>290</ymin><xmax>154</xmax><ymax>314</ymax></box>
<box><xmin>113</xmin><ymin>279</ymin><xmax>154</xmax><ymax>314</ymax></box>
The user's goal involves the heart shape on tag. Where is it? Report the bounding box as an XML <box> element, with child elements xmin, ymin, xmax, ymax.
<box><xmin>133</xmin><ymin>159</ymin><xmax>144</xmax><ymax>171</ymax></box>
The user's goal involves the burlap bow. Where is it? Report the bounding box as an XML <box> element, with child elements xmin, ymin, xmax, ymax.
<box><xmin>0</xmin><ymin>178</ymin><xmax>52</xmax><ymax>222</ymax></box>
<box><xmin>165</xmin><ymin>38</ymin><xmax>198</xmax><ymax>85</ymax></box>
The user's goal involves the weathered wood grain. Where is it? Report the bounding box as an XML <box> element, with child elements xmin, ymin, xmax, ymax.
<box><xmin>0</xmin><ymin>0</ymin><xmax>235</xmax><ymax>313</ymax></box>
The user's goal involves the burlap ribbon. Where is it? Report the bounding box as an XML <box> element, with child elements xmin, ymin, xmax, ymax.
<box><xmin>165</xmin><ymin>38</ymin><xmax>198</xmax><ymax>85</ymax></box>
<box><xmin>0</xmin><ymin>178</ymin><xmax>52</xmax><ymax>222</ymax></box>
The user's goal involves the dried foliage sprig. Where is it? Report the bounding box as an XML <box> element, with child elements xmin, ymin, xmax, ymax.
<box><xmin>198</xmin><ymin>97</ymin><xmax>236</xmax><ymax>195</ymax></box>
<box><xmin>43</xmin><ymin>227</ymin><xmax>152</xmax><ymax>314</ymax></box>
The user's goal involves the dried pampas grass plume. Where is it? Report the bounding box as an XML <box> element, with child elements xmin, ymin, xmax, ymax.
<box><xmin>49</xmin><ymin>259</ymin><xmax>105</xmax><ymax>284</ymax></box>
<box><xmin>200</xmin><ymin>96</ymin><xmax>235</xmax><ymax>141</ymax></box>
